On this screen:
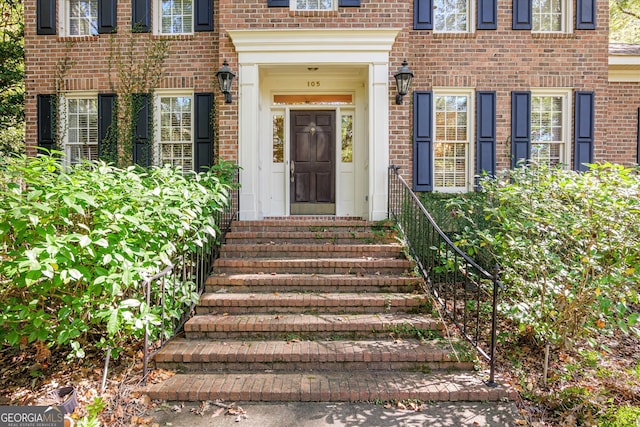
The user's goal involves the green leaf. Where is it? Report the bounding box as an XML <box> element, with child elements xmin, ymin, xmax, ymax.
<box><xmin>79</xmin><ymin>235</ymin><xmax>92</xmax><ymax>248</ymax></box>
<box><xmin>107</xmin><ymin>309</ymin><xmax>119</xmax><ymax>336</ymax></box>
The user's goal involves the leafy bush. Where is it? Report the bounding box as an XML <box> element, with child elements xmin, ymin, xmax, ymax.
<box><xmin>0</xmin><ymin>153</ymin><xmax>237</xmax><ymax>357</ymax></box>
<box><xmin>447</xmin><ymin>164</ymin><xmax>640</xmax><ymax>348</ymax></box>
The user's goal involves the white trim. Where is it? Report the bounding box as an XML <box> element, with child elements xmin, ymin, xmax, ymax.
<box><xmin>608</xmin><ymin>55</ymin><xmax>640</xmax><ymax>82</ymax></box>
<box><xmin>60</xmin><ymin>92</ymin><xmax>99</xmax><ymax>166</ymax></box>
<box><xmin>153</xmin><ymin>90</ymin><xmax>195</xmax><ymax>169</ymax></box>
<box><xmin>153</xmin><ymin>0</ymin><xmax>195</xmax><ymax>35</ymax></box>
<box><xmin>530</xmin><ymin>88</ymin><xmax>572</xmax><ymax>168</ymax></box>
<box><xmin>229</xmin><ymin>29</ymin><xmax>400</xmax><ymax>221</ymax></box>
<box><xmin>532</xmin><ymin>0</ymin><xmax>573</xmax><ymax>34</ymax></box>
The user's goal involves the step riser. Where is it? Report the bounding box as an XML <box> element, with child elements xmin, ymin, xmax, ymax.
<box><xmin>195</xmin><ymin>305</ymin><xmax>423</xmax><ymax>315</ymax></box>
<box><xmin>156</xmin><ymin>361</ymin><xmax>473</xmax><ymax>373</ymax></box>
<box><xmin>206</xmin><ymin>284</ymin><xmax>420</xmax><ymax>293</ymax></box>
<box><xmin>224</xmin><ymin>237</ymin><xmax>395</xmax><ymax>245</ymax></box>
<box><xmin>214</xmin><ymin>266</ymin><xmax>411</xmax><ymax>274</ymax></box>
<box><xmin>219</xmin><ymin>249</ymin><xmax>404</xmax><ymax>259</ymax></box>
<box><xmin>184</xmin><ymin>330</ymin><xmax>443</xmax><ymax>340</ymax></box>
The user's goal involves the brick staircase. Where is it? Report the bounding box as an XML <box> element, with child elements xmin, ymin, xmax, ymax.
<box><xmin>145</xmin><ymin>218</ymin><xmax>513</xmax><ymax>402</ymax></box>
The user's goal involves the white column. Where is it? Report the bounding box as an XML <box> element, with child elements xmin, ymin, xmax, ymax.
<box><xmin>238</xmin><ymin>63</ymin><xmax>260</xmax><ymax>220</ymax></box>
<box><xmin>368</xmin><ymin>62</ymin><xmax>390</xmax><ymax>221</ymax></box>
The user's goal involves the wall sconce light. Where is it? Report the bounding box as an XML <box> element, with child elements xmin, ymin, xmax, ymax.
<box><xmin>394</xmin><ymin>59</ymin><xmax>414</xmax><ymax>105</ymax></box>
<box><xmin>216</xmin><ymin>60</ymin><xmax>236</xmax><ymax>104</ymax></box>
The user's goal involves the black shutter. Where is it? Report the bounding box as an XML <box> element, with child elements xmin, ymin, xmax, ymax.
<box><xmin>414</xmin><ymin>0</ymin><xmax>434</xmax><ymax>30</ymax></box>
<box><xmin>133</xmin><ymin>94</ymin><xmax>152</xmax><ymax>167</ymax></box>
<box><xmin>512</xmin><ymin>0</ymin><xmax>532</xmax><ymax>30</ymax></box>
<box><xmin>98</xmin><ymin>94</ymin><xmax>117</xmax><ymax>162</ymax></box>
<box><xmin>339</xmin><ymin>0</ymin><xmax>360</xmax><ymax>6</ymax></box>
<box><xmin>194</xmin><ymin>93</ymin><xmax>214</xmax><ymax>172</ymax></box>
<box><xmin>476</xmin><ymin>91</ymin><xmax>497</xmax><ymax>177</ymax></box>
<box><xmin>413</xmin><ymin>91</ymin><xmax>433</xmax><ymax>191</ymax></box>
<box><xmin>37</xmin><ymin>0</ymin><xmax>56</xmax><ymax>35</ymax></box>
<box><xmin>37</xmin><ymin>95</ymin><xmax>55</xmax><ymax>152</ymax></box>
<box><xmin>132</xmin><ymin>0</ymin><xmax>151</xmax><ymax>32</ymax></box>
<box><xmin>477</xmin><ymin>0</ymin><xmax>497</xmax><ymax>29</ymax></box>
<box><xmin>98</xmin><ymin>0</ymin><xmax>117</xmax><ymax>34</ymax></box>
<box><xmin>576</xmin><ymin>0</ymin><xmax>596</xmax><ymax>30</ymax></box>
<box><xmin>194</xmin><ymin>0</ymin><xmax>214</xmax><ymax>31</ymax></box>
<box><xmin>574</xmin><ymin>91</ymin><xmax>595</xmax><ymax>171</ymax></box>
<box><xmin>268</xmin><ymin>0</ymin><xmax>289</xmax><ymax>6</ymax></box>
<box><xmin>511</xmin><ymin>91</ymin><xmax>531</xmax><ymax>167</ymax></box>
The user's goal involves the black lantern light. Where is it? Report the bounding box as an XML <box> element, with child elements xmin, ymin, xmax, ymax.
<box><xmin>394</xmin><ymin>59</ymin><xmax>413</xmax><ymax>105</ymax></box>
<box><xmin>216</xmin><ymin>60</ymin><xmax>236</xmax><ymax>104</ymax></box>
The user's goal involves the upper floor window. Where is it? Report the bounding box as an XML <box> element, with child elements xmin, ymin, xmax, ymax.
<box><xmin>157</xmin><ymin>0</ymin><xmax>194</xmax><ymax>34</ymax></box>
<box><xmin>64</xmin><ymin>96</ymin><xmax>99</xmax><ymax>164</ymax></box>
<box><xmin>434</xmin><ymin>0</ymin><xmax>470</xmax><ymax>32</ymax></box>
<box><xmin>68</xmin><ymin>0</ymin><xmax>98</xmax><ymax>36</ymax></box>
<box><xmin>292</xmin><ymin>0</ymin><xmax>335</xmax><ymax>10</ymax></box>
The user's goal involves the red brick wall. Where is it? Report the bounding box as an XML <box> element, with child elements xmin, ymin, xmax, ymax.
<box><xmin>607</xmin><ymin>82</ymin><xmax>640</xmax><ymax>166</ymax></box>
<box><xmin>24</xmin><ymin>0</ymin><xmax>634</xmax><ymax>180</ymax></box>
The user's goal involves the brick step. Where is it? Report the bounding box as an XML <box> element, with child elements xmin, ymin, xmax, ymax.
<box><xmin>224</xmin><ymin>231</ymin><xmax>395</xmax><ymax>245</ymax></box>
<box><xmin>213</xmin><ymin>258</ymin><xmax>412</xmax><ymax>274</ymax></box>
<box><xmin>228</xmin><ymin>219</ymin><xmax>391</xmax><ymax>233</ymax></box>
<box><xmin>205</xmin><ymin>273</ymin><xmax>423</xmax><ymax>293</ymax></box>
<box><xmin>154</xmin><ymin>338</ymin><xmax>473</xmax><ymax>372</ymax></box>
<box><xmin>184</xmin><ymin>313</ymin><xmax>443</xmax><ymax>340</ymax></box>
<box><xmin>196</xmin><ymin>292</ymin><xmax>430</xmax><ymax>315</ymax></box>
<box><xmin>219</xmin><ymin>243</ymin><xmax>404</xmax><ymax>259</ymax></box>
<box><xmin>144</xmin><ymin>371</ymin><xmax>516</xmax><ymax>402</ymax></box>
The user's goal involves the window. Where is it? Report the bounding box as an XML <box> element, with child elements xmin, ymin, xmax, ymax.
<box><xmin>158</xmin><ymin>0</ymin><xmax>194</xmax><ymax>34</ymax></box>
<box><xmin>434</xmin><ymin>0</ymin><xmax>470</xmax><ymax>32</ymax></box>
<box><xmin>272</xmin><ymin>113</ymin><xmax>284</xmax><ymax>163</ymax></box>
<box><xmin>341</xmin><ymin>113</ymin><xmax>353</xmax><ymax>163</ymax></box>
<box><xmin>532</xmin><ymin>0</ymin><xmax>563</xmax><ymax>32</ymax></box>
<box><xmin>530</xmin><ymin>91</ymin><xmax>570</xmax><ymax>166</ymax></box>
<box><xmin>68</xmin><ymin>0</ymin><xmax>98</xmax><ymax>35</ymax></box>
<box><xmin>65</xmin><ymin>96</ymin><xmax>99</xmax><ymax>164</ymax></box>
<box><xmin>157</xmin><ymin>94</ymin><xmax>193</xmax><ymax>170</ymax></box>
<box><xmin>57</xmin><ymin>0</ymin><xmax>116</xmax><ymax>36</ymax></box>
<box><xmin>433</xmin><ymin>91</ymin><xmax>473</xmax><ymax>191</ymax></box>
<box><xmin>292</xmin><ymin>0</ymin><xmax>335</xmax><ymax>10</ymax></box>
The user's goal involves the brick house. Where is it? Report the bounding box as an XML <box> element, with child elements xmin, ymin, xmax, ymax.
<box><xmin>25</xmin><ymin>0</ymin><xmax>640</xmax><ymax>221</ymax></box>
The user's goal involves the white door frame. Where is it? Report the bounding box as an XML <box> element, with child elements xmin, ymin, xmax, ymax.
<box><xmin>228</xmin><ymin>29</ymin><xmax>400</xmax><ymax>220</ymax></box>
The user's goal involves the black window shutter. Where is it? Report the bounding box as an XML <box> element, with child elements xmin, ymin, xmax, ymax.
<box><xmin>98</xmin><ymin>0</ymin><xmax>117</xmax><ymax>33</ymax></box>
<box><xmin>477</xmin><ymin>0</ymin><xmax>497</xmax><ymax>29</ymax></box>
<box><xmin>98</xmin><ymin>94</ymin><xmax>117</xmax><ymax>162</ymax></box>
<box><xmin>194</xmin><ymin>93</ymin><xmax>214</xmax><ymax>172</ymax></box>
<box><xmin>37</xmin><ymin>95</ymin><xmax>55</xmax><ymax>152</ymax></box>
<box><xmin>37</xmin><ymin>0</ymin><xmax>56</xmax><ymax>35</ymax></box>
<box><xmin>339</xmin><ymin>0</ymin><xmax>360</xmax><ymax>6</ymax></box>
<box><xmin>512</xmin><ymin>0</ymin><xmax>532</xmax><ymax>30</ymax></box>
<box><xmin>413</xmin><ymin>91</ymin><xmax>433</xmax><ymax>191</ymax></box>
<box><xmin>194</xmin><ymin>0</ymin><xmax>214</xmax><ymax>31</ymax></box>
<box><xmin>133</xmin><ymin>94</ymin><xmax>152</xmax><ymax>167</ymax></box>
<box><xmin>574</xmin><ymin>91</ymin><xmax>595</xmax><ymax>171</ymax></box>
<box><xmin>476</xmin><ymin>91</ymin><xmax>497</xmax><ymax>177</ymax></box>
<box><xmin>132</xmin><ymin>0</ymin><xmax>151</xmax><ymax>32</ymax></box>
<box><xmin>576</xmin><ymin>0</ymin><xmax>596</xmax><ymax>29</ymax></box>
<box><xmin>414</xmin><ymin>0</ymin><xmax>434</xmax><ymax>30</ymax></box>
<box><xmin>268</xmin><ymin>0</ymin><xmax>289</xmax><ymax>6</ymax></box>
<box><xmin>511</xmin><ymin>91</ymin><xmax>531</xmax><ymax>167</ymax></box>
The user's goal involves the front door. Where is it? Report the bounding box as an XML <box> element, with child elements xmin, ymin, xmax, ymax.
<box><xmin>290</xmin><ymin>110</ymin><xmax>336</xmax><ymax>215</ymax></box>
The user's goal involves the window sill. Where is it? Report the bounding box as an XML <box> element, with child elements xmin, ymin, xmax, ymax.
<box><xmin>58</xmin><ymin>35</ymin><xmax>101</xmax><ymax>42</ymax></box>
<box><xmin>432</xmin><ymin>32</ymin><xmax>477</xmax><ymax>39</ymax></box>
<box><xmin>289</xmin><ymin>10</ymin><xmax>339</xmax><ymax>17</ymax></box>
<box><xmin>531</xmin><ymin>32</ymin><xmax>577</xmax><ymax>39</ymax></box>
<box><xmin>151</xmin><ymin>34</ymin><xmax>196</xmax><ymax>41</ymax></box>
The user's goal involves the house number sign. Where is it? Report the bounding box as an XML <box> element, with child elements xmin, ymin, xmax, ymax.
<box><xmin>307</xmin><ymin>81</ymin><xmax>321</xmax><ymax>87</ymax></box>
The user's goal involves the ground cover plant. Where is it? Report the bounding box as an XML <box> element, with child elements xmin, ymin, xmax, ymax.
<box><xmin>424</xmin><ymin>163</ymin><xmax>640</xmax><ymax>425</ymax></box>
<box><xmin>0</xmin><ymin>152</ymin><xmax>236</xmax><ymax>361</ymax></box>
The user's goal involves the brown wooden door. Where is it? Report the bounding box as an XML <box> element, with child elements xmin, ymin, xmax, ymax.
<box><xmin>290</xmin><ymin>110</ymin><xmax>336</xmax><ymax>215</ymax></box>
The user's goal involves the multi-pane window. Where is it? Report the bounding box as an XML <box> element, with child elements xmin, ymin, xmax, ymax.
<box><xmin>160</xmin><ymin>0</ymin><xmax>194</xmax><ymax>34</ymax></box>
<box><xmin>158</xmin><ymin>95</ymin><xmax>193</xmax><ymax>170</ymax></box>
<box><xmin>341</xmin><ymin>114</ymin><xmax>353</xmax><ymax>163</ymax></box>
<box><xmin>68</xmin><ymin>0</ymin><xmax>98</xmax><ymax>36</ymax></box>
<box><xmin>531</xmin><ymin>94</ymin><xmax>567</xmax><ymax>166</ymax></box>
<box><xmin>532</xmin><ymin>0</ymin><xmax>564</xmax><ymax>32</ymax></box>
<box><xmin>434</xmin><ymin>94</ymin><xmax>470</xmax><ymax>191</ymax></box>
<box><xmin>293</xmin><ymin>0</ymin><xmax>335</xmax><ymax>10</ymax></box>
<box><xmin>434</xmin><ymin>0</ymin><xmax>469</xmax><ymax>32</ymax></box>
<box><xmin>272</xmin><ymin>114</ymin><xmax>284</xmax><ymax>163</ymax></box>
<box><xmin>66</xmin><ymin>98</ymin><xmax>98</xmax><ymax>164</ymax></box>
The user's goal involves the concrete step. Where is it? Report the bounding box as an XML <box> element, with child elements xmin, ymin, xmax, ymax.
<box><xmin>205</xmin><ymin>273</ymin><xmax>423</xmax><ymax>294</ymax></box>
<box><xmin>213</xmin><ymin>258</ymin><xmax>413</xmax><ymax>275</ymax></box>
<box><xmin>144</xmin><ymin>371</ymin><xmax>516</xmax><ymax>402</ymax></box>
<box><xmin>196</xmin><ymin>292</ymin><xmax>431</xmax><ymax>315</ymax></box>
<box><xmin>218</xmin><ymin>243</ymin><xmax>404</xmax><ymax>259</ymax></box>
<box><xmin>154</xmin><ymin>338</ymin><xmax>474</xmax><ymax>373</ymax></box>
<box><xmin>184</xmin><ymin>313</ymin><xmax>443</xmax><ymax>340</ymax></box>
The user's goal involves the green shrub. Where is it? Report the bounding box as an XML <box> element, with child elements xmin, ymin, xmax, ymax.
<box><xmin>445</xmin><ymin>163</ymin><xmax>640</xmax><ymax>348</ymax></box>
<box><xmin>0</xmin><ymin>153</ymin><xmax>237</xmax><ymax>357</ymax></box>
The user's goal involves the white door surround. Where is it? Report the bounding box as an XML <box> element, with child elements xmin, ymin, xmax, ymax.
<box><xmin>228</xmin><ymin>28</ymin><xmax>400</xmax><ymax>220</ymax></box>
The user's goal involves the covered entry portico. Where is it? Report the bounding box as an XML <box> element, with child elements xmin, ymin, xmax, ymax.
<box><xmin>228</xmin><ymin>29</ymin><xmax>400</xmax><ymax>220</ymax></box>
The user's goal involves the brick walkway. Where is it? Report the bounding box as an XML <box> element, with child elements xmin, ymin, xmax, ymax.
<box><xmin>144</xmin><ymin>218</ymin><xmax>514</xmax><ymax>402</ymax></box>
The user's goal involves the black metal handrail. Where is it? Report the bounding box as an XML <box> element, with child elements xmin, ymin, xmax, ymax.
<box><xmin>388</xmin><ymin>165</ymin><xmax>500</xmax><ymax>385</ymax></box>
<box><xmin>142</xmin><ymin>169</ymin><xmax>240</xmax><ymax>383</ymax></box>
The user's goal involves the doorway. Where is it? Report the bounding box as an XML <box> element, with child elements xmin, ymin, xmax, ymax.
<box><xmin>290</xmin><ymin>110</ymin><xmax>336</xmax><ymax>215</ymax></box>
